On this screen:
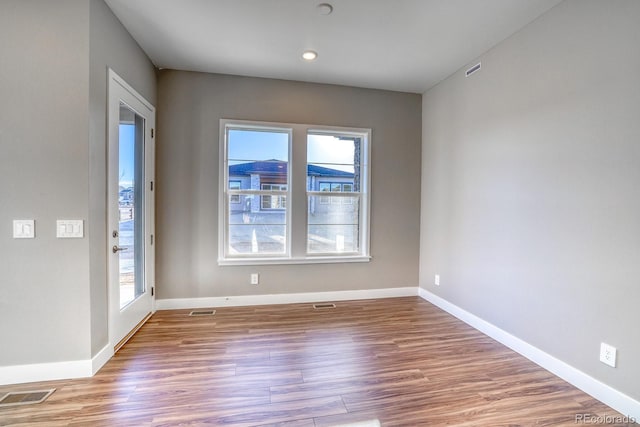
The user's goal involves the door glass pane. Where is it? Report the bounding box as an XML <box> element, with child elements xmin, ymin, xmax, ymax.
<box><xmin>119</xmin><ymin>102</ymin><xmax>145</xmax><ymax>308</ymax></box>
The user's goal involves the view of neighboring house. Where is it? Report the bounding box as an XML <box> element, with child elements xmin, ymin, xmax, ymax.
<box><xmin>228</xmin><ymin>160</ymin><xmax>354</xmax><ymax>214</ymax></box>
<box><xmin>119</xmin><ymin>186</ymin><xmax>134</xmax><ymax>206</ymax></box>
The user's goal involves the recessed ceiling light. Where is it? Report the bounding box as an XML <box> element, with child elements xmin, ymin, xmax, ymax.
<box><xmin>302</xmin><ymin>50</ymin><xmax>318</xmax><ymax>61</ymax></box>
<box><xmin>317</xmin><ymin>3</ymin><xmax>333</xmax><ymax>15</ymax></box>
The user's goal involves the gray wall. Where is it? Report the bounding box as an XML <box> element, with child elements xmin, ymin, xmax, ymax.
<box><xmin>156</xmin><ymin>72</ymin><xmax>421</xmax><ymax>299</ymax></box>
<box><xmin>0</xmin><ymin>0</ymin><xmax>92</xmax><ymax>365</ymax></box>
<box><xmin>0</xmin><ymin>0</ymin><xmax>156</xmax><ymax>367</ymax></box>
<box><xmin>420</xmin><ymin>0</ymin><xmax>640</xmax><ymax>401</ymax></box>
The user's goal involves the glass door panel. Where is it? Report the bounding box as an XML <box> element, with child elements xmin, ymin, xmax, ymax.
<box><xmin>118</xmin><ymin>103</ymin><xmax>145</xmax><ymax>309</ymax></box>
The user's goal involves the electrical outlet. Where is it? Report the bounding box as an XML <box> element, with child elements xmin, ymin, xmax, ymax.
<box><xmin>434</xmin><ymin>274</ymin><xmax>440</xmax><ymax>286</ymax></box>
<box><xmin>250</xmin><ymin>273</ymin><xmax>259</xmax><ymax>285</ymax></box>
<box><xmin>599</xmin><ymin>342</ymin><xmax>617</xmax><ymax>368</ymax></box>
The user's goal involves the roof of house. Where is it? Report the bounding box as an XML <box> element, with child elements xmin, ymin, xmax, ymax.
<box><xmin>229</xmin><ymin>160</ymin><xmax>354</xmax><ymax>178</ymax></box>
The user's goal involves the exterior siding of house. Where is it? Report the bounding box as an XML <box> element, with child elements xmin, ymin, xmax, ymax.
<box><xmin>229</xmin><ymin>162</ymin><xmax>355</xmax><ymax>214</ymax></box>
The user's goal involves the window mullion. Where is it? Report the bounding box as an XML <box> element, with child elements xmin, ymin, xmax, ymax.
<box><xmin>289</xmin><ymin>125</ymin><xmax>308</xmax><ymax>259</ymax></box>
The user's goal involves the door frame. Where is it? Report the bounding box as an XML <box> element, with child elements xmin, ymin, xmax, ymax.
<box><xmin>107</xmin><ymin>68</ymin><xmax>156</xmax><ymax>352</ymax></box>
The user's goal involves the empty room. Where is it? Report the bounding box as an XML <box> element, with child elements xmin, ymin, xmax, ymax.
<box><xmin>0</xmin><ymin>0</ymin><xmax>638</xmax><ymax>425</ymax></box>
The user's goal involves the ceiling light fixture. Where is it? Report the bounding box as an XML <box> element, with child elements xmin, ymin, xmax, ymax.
<box><xmin>317</xmin><ymin>3</ymin><xmax>333</xmax><ymax>15</ymax></box>
<box><xmin>302</xmin><ymin>50</ymin><xmax>318</xmax><ymax>61</ymax></box>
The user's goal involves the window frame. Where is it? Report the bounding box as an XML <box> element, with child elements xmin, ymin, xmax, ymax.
<box><xmin>219</xmin><ymin>119</ymin><xmax>371</xmax><ymax>265</ymax></box>
<box><xmin>220</xmin><ymin>122</ymin><xmax>292</xmax><ymax>260</ymax></box>
<box><xmin>306</xmin><ymin>129</ymin><xmax>369</xmax><ymax>257</ymax></box>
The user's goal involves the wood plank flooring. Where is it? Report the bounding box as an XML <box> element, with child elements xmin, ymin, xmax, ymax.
<box><xmin>0</xmin><ymin>297</ymin><xmax>633</xmax><ymax>426</ymax></box>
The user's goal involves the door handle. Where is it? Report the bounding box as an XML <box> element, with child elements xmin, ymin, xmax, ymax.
<box><xmin>112</xmin><ymin>245</ymin><xmax>128</xmax><ymax>253</ymax></box>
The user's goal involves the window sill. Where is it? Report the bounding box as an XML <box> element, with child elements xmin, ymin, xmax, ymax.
<box><xmin>218</xmin><ymin>255</ymin><xmax>371</xmax><ymax>266</ymax></box>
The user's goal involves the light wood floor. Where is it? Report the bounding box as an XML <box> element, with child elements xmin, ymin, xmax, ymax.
<box><xmin>0</xmin><ymin>297</ymin><xmax>632</xmax><ymax>426</ymax></box>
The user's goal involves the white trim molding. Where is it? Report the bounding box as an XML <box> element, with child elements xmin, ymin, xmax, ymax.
<box><xmin>0</xmin><ymin>344</ymin><xmax>112</xmax><ymax>386</ymax></box>
<box><xmin>418</xmin><ymin>288</ymin><xmax>640</xmax><ymax>421</ymax></box>
<box><xmin>218</xmin><ymin>120</ymin><xmax>372</xmax><ymax>265</ymax></box>
<box><xmin>91</xmin><ymin>343</ymin><xmax>114</xmax><ymax>376</ymax></box>
<box><xmin>156</xmin><ymin>287</ymin><xmax>418</xmax><ymax>310</ymax></box>
<box><xmin>0</xmin><ymin>360</ymin><xmax>91</xmax><ymax>386</ymax></box>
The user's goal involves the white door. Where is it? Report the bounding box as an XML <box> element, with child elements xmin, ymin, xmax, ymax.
<box><xmin>108</xmin><ymin>69</ymin><xmax>155</xmax><ymax>351</ymax></box>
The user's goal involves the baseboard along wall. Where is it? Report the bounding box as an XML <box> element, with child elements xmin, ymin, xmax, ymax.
<box><xmin>418</xmin><ymin>288</ymin><xmax>640</xmax><ymax>421</ymax></box>
<box><xmin>1</xmin><ymin>285</ymin><xmax>638</xmax><ymax>422</ymax></box>
<box><xmin>0</xmin><ymin>343</ymin><xmax>112</xmax><ymax>386</ymax></box>
<box><xmin>155</xmin><ymin>287</ymin><xmax>419</xmax><ymax>310</ymax></box>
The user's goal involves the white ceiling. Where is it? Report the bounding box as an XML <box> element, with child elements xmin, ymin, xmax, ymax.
<box><xmin>105</xmin><ymin>0</ymin><xmax>563</xmax><ymax>94</ymax></box>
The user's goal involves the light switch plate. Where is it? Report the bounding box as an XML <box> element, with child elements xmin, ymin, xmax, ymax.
<box><xmin>13</xmin><ymin>220</ymin><xmax>35</xmax><ymax>238</ymax></box>
<box><xmin>57</xmin><ymin>220</ymin><xmax>84</xmax><ymax>238</ymax></box>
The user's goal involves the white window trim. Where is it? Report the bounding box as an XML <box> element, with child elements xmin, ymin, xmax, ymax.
<box><xmin>219</xmin><ymin>119</ymin><xmax>371</xmax><ymax>265</ymax></box>
<box><xmin>219</xmin><ymin>121</ymin><xmax>292</xmax><ymax>260</ymax></box>
<box><xmin>218</xmin><ymin>255</ymin><xmax>371</xmax><ymax>266</ymax></box>
<box><xmin>306</xmin><ymin>127</ymin><xmax>371</xmax><ymax>259</ymax></box>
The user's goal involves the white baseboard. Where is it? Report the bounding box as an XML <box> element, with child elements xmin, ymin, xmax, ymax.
<box><xmin>156</xmin><ymin>287</ymin><xmax>418</xmax><ymax>310</ymax></box>
<box><xmin>0</xmin><ymin>344</ymin><xmax>114</xmax><ymax>386</ymax></box>
<box><xmin>0</xmin><ymin>360</ymin><xmax>91</xmax><ymax>386</ymax></box>
<box><xmin>91</xmin><ymin>343</ymin><xmax>114</xmax><ymax>376</ymax></box>
<box><xmin>418</xmin><ymin>288</ymin><xmax>640</xmax><ymax>421</ymax></box>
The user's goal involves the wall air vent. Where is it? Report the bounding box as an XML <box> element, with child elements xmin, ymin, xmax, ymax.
<box><xmin>466</xmin><ymin>62</ymin><xmax>481</xmax><ymax>77</ymax></box>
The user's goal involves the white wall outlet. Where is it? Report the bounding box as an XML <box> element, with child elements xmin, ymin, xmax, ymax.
<box><xmin>599</xmin><ymin>342</ymin><xmax>617</xmax><ymax>368</ymax></box>
<box><xmin>57</xmin><ymin>220</ymin><xmax>84</xmax><ymax>238</ymax></box>
<box><xmin>250</xmin><ymin>273</ymin><xmax>259</xmax><ymax>285</ymax></box>
<box><xmin>434</xmin><ymin>274</ymin><xmax>440</xmax><ymax>286</ymax></box>
<box><xmin>13</xmin><ymin>220</ymin><xmax>35</xmax><ymax>238</ymax></box>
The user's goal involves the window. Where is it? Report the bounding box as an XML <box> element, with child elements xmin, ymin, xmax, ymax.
<box><xmin>222</xmin><ymin>125</ymin><xmax>290</xmax><ymax>257</ymax></box>
<box><xmin>229</xmin><ymin>180</ymin><xmax>241</xmax><ymax>203</ymax></box>
<box><xmin>220</xmin><ymin>120</ymin><xmax>370</xmax><ymax>264</ymax></box>
<box><xmin>342</xmin><ymin>183</ymin><xmax>353</xmax><ymax>204</ymax></box>
<box><xmin>319</xmin><ymin>182</ymin><xmax>331</xmax><ymax>204</ymax></box>
<box><xmin>307</xmin><ymin>132</ymin><xmax>363</xmax><ymax>254</ymax></box>
<box><xmin>261</xmin><ymin>184</ymin><xmax>287</xmax><ymax>210</ymax></box>
<box><xmin>318</xmin><ymin>182</ymin><xmax>352</xmax><ymax>204</ymax></box>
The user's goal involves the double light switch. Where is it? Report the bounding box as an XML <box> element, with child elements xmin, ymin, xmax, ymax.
<box><xmin>56</xmin><ymin>220</ymin><xmax>84</xmax><ymax>238</ymax></box>
<box><xmin>11</xmin><ymin>219</ymin><xmax>84</xmax><ymax>239</ymax></box>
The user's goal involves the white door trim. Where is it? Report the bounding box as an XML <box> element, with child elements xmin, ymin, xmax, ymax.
<box><xmin>107</xmin><ymin>68</ymin><xmax>156</xmax><ymax>352</ymax></box>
